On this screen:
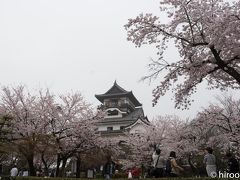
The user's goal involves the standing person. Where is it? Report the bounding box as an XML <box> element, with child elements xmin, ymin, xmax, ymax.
<box><xmin>152</xmin><ymin>149</ymin><xmax>165</xmax><ymax>178</ymax></box>
<box><xmin>50</xmin><ymin>169</ymin><xmax>55</xmax><ymax>177</ymax></box>
<box><xmin>22</xmin><ymin>168</ymin><xmax>29</xmax><ymax>177</ymax></box>
<box><xmin>203</xmin><ymin>147</ymin><xmax>217</xmax><ymax>177</ymax></box>
<box><xmin>10</xmin><ymin>165</ymin><xmax>18</xmax><ymax>177</ymax></box>
<box><xmin>103</xmin><ymin>156</ymin><xmax>115</xmax><ymax>179</ymax></box>
<box><xmin>226</xmin><ymin>153</ymin><xmax>239</xmax><ymax>173</ymax></box>
<box><xmin>166</xmin><ymin>151</ymin><xmax>184</xmax><ymax>177</ymax></box>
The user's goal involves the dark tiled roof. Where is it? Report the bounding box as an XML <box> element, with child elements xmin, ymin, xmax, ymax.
<box><xmin>124</xmin><ymin>117</ymin><xmax>151</xmax><ymax>129</ymax></box>
<box><xmin>130</xmin><ymin>107</ymin><xmax>144</xmax><ymax>118</ymax></box>
<box><xmin>105</xmin><ymin>80</ymin><xmax>128</xmax><ymax>94</ymax></box>
<box><xmin>95</xmin><ymin>81</ymin><xmax>142</xmax><ymax>107</ymax></box>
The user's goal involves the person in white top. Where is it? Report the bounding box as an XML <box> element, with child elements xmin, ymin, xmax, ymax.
<box><xmin>152</xmin><ymin>149</ymin><xmax>165</xmax><ymax>177</ymax></box>
<box><xmin>203</xmin><ymin>147</ymin><xmax>216</xmax><ymax>177</ymax></box>
<box><xmin>10</xmin><ymin>165</ymin><xmax>18</xmax><ymax>177</ymax></box>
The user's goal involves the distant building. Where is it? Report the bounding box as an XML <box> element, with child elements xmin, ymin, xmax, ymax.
<box><xmin>95</xmin><ymin>81</ymin><xmax>149</xmax><ymax>136</ymax></box>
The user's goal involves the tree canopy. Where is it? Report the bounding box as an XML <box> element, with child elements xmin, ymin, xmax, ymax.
<box><xmin>125</xmin><ymin>0</ymin><xmax>240</xmax><ymax>109</ymax></box>
<box><xmin>0</xmin><ymin>86</ymin><xmax>110</xmax><ymax>176</ymax></box>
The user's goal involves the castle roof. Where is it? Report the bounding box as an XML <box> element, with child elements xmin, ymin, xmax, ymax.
<box><xmin>95</xmin><ymin>81</ymin><xmax>142</xmax><ymax>107</ymax></box>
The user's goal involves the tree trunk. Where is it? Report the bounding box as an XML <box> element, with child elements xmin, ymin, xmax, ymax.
<box><xmin>141</xmin><ymin>164</ymin><xmax>144</xmax><ymax>178</ymax></box>
<box><xmin>0</xmin><ymin>164</ymin><xmax>2</xmax><ymax>175</ymax></box>
<box><xmin>60</xmin><ymin>158</ymin><xmax>68</xmax><ymax>177</ymax></box>
<box><xmin>19</xmin><ymin>142</ymin><xmax>36</xmax><ymax>176</ymax></box>
<box><xmin>76</xmin><ymin>155</ymin><xmax>81</xmax><ymax>178</ymax></box>
<box><xmin>41</xmin><ymin>152</ymin><xmax>49</xmax><ymax>176</ymax></box>
<box><xmin>27</xmin><ymin>155</ymin><xmax>36</xmax><ymax>176</ymax></box>
<box><xmin>56</xmin><ymin>154</ymin><xmax>61</xmax><ymax>177</ymax></box>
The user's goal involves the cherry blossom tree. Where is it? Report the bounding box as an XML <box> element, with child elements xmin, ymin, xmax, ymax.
<box><xmin>0</xmin><ymin>86</ymin><xmax>54</xmax><ymax>176</ymax></box>
<box><xmin>194</xmin><ymin>95</ymin><xmax>240</xmax><ymax>157</ymax></box>
<box><xmin>170</xmin><ymin>95</ymin><xmax>240</xmax><ymax>174</ymax></box>
<box><xmin>46</xmin><ymin>93</ymin><xmax>102</xmax><ymax>177</ymax></box>
<box><xmin>123</xmin><ymin>115</ymin><xmax>187</xmax><ymax>169</ymax></box>
<box><xmin>125</xmin><ymin>0</ymin><xmax>240</xmax><ymax>109</ymax></box>
<box><xmin>0</xmin><ymin>86</ymin><xmax>105</xmax><ymax>177</ymax></box>
<box><xmin>32</xmin><ymin>132</ymin><xmax>57</xmax><ymax>176</ymax></box>
<box><xmin>121</xmin><ymin>130</ymin><xmax>152</xmax><ymax>169</ymax></box>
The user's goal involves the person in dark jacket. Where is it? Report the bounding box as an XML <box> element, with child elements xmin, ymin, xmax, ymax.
<box><xmin>103</xmin><ymin>156</ymin><xmax>115</xmax><ymax>179</ymax></box>
<box><xmin>226</xmin><ymin>153</ymin><xmax>239</xmax><ymax>173</ymax></box>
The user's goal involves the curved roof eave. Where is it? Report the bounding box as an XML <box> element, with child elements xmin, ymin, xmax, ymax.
<box><xmin>95</xmin><ymin>81</ymin><xmax>142</xmax><ymax>107</ymax></box>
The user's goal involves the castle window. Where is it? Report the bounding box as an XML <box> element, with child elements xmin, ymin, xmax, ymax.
<box><xmin>107</xmin><ymin>127</ymin><xmax>113</xmax><ymax>131</ymax></box>
<box><xmin>111</xmin><ymin>99</ymin><xmax>118</xmax><ymax>106</ymax></box>
<box><xmin>104</xmin><ymin>101</ymin><xmax>110</xmax><ymax>107</ymax></box>
<box><xmin>107</xmin><ymin>110</ymin><xmax>119</xmax><ymax>116</ymax></box>
<box><xmin>120</xmin><ymin>126</ymin><xmax>125</xmax><ymax>130</ymax></box>
<box><xmin>118</xmin><ymin>100</ymin><xmax>124</xmax><ymax>106</ymax></box>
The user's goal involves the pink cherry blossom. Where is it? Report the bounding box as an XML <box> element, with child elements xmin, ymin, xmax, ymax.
<box><xmin>125</xmin><ymin>0</ymin><xmax>240</xmax><ymax>109</ymax></box>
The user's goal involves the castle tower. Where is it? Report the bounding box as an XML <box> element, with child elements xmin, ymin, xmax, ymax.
<box><xmin>95</xmin><ymin>81</ymin><xmax>149</xmax><ymax>136</ymax></box>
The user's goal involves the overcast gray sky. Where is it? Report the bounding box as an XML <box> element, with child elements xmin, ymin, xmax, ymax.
<box><xmin>0</xmin><ymin>0</ymin><xmax>238</xmax><ymax>120</ymax></box>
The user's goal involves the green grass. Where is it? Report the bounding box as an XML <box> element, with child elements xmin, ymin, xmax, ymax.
<box><xmin>0</xmin><ymin>177</ymin><xmax>228</xmax><ymax>180</ymax></box>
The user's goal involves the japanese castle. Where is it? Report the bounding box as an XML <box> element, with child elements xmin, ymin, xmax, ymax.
<box><xmin>95</xmin><ymin>81</ymin><xmax>149</xmax><ymax>136</ymax></box>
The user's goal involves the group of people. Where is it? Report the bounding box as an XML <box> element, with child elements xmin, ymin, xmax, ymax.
<box><xmin>151</xmin><ymin>149</ymin><xmax>184</xmax><ymax>178</ymax></box>
<box><xmin>151</xmin><ymin>147</ymin><xmax>240</xmax><ymax>178</ymax></box>
<box><xmin>10</xmin><ymin>165</ymin><xmax>28</xmax><ymax>177</ymax></box>
<box><xmin>8</xmin><ymin>147</ymin><xmax>239</xmax><ymax>179</ymax></box>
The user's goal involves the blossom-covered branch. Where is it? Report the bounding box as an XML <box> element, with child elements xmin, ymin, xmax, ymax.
<box><xmin>125</xmin><ymin>0</ymin><xmax>240</xmax><ymax>108</ymax></box>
